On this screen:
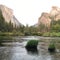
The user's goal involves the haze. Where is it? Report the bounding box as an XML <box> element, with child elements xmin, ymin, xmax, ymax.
<box><xmin>0</xmin><ymin>0</ymin><xmax>60</xmax><ymax>26</ymax></box>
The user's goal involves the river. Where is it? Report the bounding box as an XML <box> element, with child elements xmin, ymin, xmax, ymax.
<box><xmin>0</xmin><ymin>36</ymin><xmax>60</xmax><ymax>60</ymax></box>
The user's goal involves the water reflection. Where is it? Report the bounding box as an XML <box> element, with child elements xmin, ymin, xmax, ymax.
<box><xmin>26</xmin><ymin>48</ymin><xmax>38</xmax><ymax>55</ymax></box>
<box><xmin>49</xmin><ymin>52</ymin><xmax>60</xmax><ymax>60</ymax></box>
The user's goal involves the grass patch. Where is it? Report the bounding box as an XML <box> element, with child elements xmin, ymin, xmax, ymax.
<box><xmin>25</xmin><ymin>40</ymin><xmax>38</xmax><ymax>49</ymax></box>
<box><xmin>43</xmin><ymin>32</ymin><xmax>60</xmax><ymax>37</ymax></box>
<box><xmin>0</xmin><ymin>36</ymin><xmax>13</xmax><ymax>44</ymax></box>
<box><xmin>0</xmin><ymin>32</ymin><xmax>24</xmax><ymax>36</ymax></box>
<box><xmin>48</xmin><ymin>43</ymin><xmax>56</xmax><ymax>52</ymax></box>
<box><xmin>0</xmin><ymin>36</ymin><xmax>12</xmax><ymax>40</ymax></box>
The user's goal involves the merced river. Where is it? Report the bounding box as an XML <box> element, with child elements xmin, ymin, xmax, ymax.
<box><xmin>0</xmin><ymin>36</ymin><xmax>60</xmax><ymax>60</ymax></box>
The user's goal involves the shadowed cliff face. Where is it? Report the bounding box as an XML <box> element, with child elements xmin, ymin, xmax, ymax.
<box><xmin>0</xmin><ymin>5</ymin><xmax>21</xmax><ymax>27</ymax></box>
<box><xmin>38</xmin><ymin>6</ymin><xmax>60</xmax><ymax>27</ymax></box>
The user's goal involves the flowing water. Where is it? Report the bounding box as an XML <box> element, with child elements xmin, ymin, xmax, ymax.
<box><xmin>0</xmin><ymin>36</ymin><xmax>60</xmax><ymax>60</ymax></box>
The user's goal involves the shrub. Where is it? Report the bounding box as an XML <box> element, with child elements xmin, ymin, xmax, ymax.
<box><xmin>48</xmin><ymin>43</ymin><xmax>56</xmax><ymax>52</ymax></box>
<box><xmin>25</xmin><ymin>40</ymin><xmax>38</xmax><ymax>49</ymax></box>
<box><xmin>43</xmin><ymin>32</ymin><xmax>50</xmax><ymax>37</ymax></box>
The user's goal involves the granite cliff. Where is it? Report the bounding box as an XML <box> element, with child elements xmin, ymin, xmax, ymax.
<box><xmin>0</xmin><ymin>5</ymin><xmax>22</xmax><ymax>27</ymax></box>
<box><xmin>38</xmin><ymin>6</ymin><xmax>60</xmax><ymax>27</ymax></box>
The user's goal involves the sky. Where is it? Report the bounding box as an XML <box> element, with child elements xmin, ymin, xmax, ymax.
<box><xmin>0</xmin><ymin>0</ymin><xmax>60</xmax><ymax>26</ymax></box>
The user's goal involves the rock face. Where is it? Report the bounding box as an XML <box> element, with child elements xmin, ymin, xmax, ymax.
<box><xmin>38</xmin><ymin>6</ymin><xmax>60</xmax><ymax>27</ymax></box>
<box><xmin>0</xmin><ymin>5</ymin><xmax>21</xmax><ymax>27</ymax></box>
<box><xmin>38</xmin><ymin>12</ymin><xmax>51</xmax><ymax>27</ymax></box>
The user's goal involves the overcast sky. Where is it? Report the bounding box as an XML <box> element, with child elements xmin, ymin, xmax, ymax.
<box><xmin>0</xmin><ymin>0</ymin><xmax>60</xmax><ymax>26</ymax></box>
